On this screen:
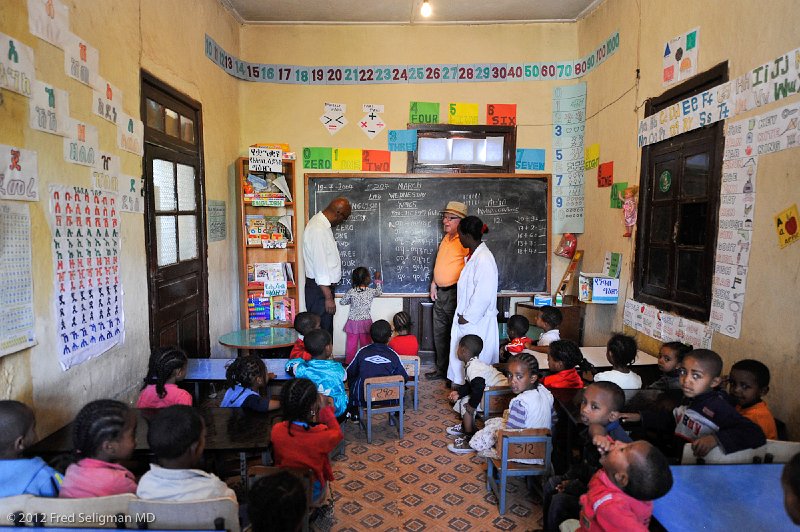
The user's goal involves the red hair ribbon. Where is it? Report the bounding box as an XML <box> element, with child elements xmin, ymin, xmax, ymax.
<box><xmin>481</xmin><ymin>224</ymin><xmax>488</xmax><ymax>234</ymax></box>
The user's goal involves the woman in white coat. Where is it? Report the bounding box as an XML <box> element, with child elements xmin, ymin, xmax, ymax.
<box><xmin>446</xmin><ymin>216</ymin><xmax>499</xmax><ymax>385</ymax></box>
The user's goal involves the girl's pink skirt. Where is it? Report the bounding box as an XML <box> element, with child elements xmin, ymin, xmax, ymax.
<box><xmin>344</xmin><ymin>319</ymin><xmax>372</xmax><ymax>334</ymax></box>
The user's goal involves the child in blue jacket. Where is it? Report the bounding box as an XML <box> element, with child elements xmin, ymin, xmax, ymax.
<box><xmin>0</xmin><ymin>400</ymin><xmax>62</xmax><ymax>497</ymax></box>
<box><xmin>286</xmin><ymin>329</ymin><xmax>348</xmax><ymax>419</ymax></box>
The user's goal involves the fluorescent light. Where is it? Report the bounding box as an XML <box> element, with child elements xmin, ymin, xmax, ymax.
<box><xmin>421</xmin><ymin>0</ymin><xmax>432</xmax><ymax>17</ymax></box>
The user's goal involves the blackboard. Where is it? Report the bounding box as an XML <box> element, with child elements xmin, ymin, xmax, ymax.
<box><xmin>305</xmin><ymin>173</ymin><xmax>550</xmax><ymax>295</ymax></box>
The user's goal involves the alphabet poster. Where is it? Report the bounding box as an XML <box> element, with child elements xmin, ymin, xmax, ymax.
<box><xmin>29</xmin><ymin>80</ymin><xmax>70</xmax><ymax>136</ymax></box>
<box><xmin>91</xmin><ymin>152</ymin><xmax>120</xmax><ymax>192</ymax></box>
<box><xmin>48</xmin><ymin>185</ymin><xmax>124</xmax><ymax>370</ymax></box>
<box><xmin>27</xmin><ymin>0</ymin><xmax>69</xmax><ymax>49</ymax></box>
<box><xmin>92</xmin><ymin>78</ymin><xmax>122</xmax><ymax>125</ymax></box>
<box><xmin>0</xmin><ymin>31</ymin><xmax>35</xmax><ymax>98</ymax></box>
<box><xmin>117</xmin><ymin>113</ymin><xmax>144</xmax><ymax>156</ymax></box>
<box><xmin>0</xmin><ymin>201</ymin><xmax>37</xmax><ymax>358</ymax></box>
<box><xmin>63</xmin><ymin>118</ymin><xmax>99</xmax><ymax>167</ymax></box>
<box><xmin>63</xmin><ymin>32</ymin><xmax>99</xmax><ymax>88</ymax></box>
<box><xmin>119</xmin><ymin>174</ymin><xmax>144</xmax><ymax>214</ymax></box>
<box><xmin>0</xmin><ymin>145</ymin><xmax>39</xmax><ymax>201</ymax></box>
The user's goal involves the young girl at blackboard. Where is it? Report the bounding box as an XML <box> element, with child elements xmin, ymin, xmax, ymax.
<box><xmin>339</xmin><ymin>266</ymin><xmax>382</xmax><ymax>364</ymax></box>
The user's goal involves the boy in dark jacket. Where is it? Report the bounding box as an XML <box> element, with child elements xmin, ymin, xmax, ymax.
<box><xmin>346</xmin><ymin>320</ymin><xmax>408</xmax><ymax>421</ymax></box>
<box><xmin>0</xmin><ymin>400</ymin><xmax>62</xmax><ymax>497</ymax></box>
<box><xmin>621</xmin><ymin>349</ymin><xmax>766</xmax><ymax>459</ymax></box>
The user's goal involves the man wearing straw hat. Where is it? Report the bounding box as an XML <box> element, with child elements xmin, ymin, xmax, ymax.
<box><xmin>426</xmin><ymin>201</ymin><xmax>469</xmax><ymax>381</ymax></box>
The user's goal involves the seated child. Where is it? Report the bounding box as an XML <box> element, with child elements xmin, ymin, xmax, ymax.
<box><xmin>542</xmin><ymin>382</ymin><xmax>631</xmax><ymax>531</ymax></box>
<box><xmin>248</xmin><ymin>470</ymin><xmax>308</xmax><ymax>532</ymax></box>
<box><xmin>290</xmin><ymin>312</ymin><xmax>321</xmax><ymax>362</ymax></box>
<box><xmin>271</xmin><ymin>378</ymin><xmax>343</xmax><ymax>506</ymax></box>
<box><xmin>528</xmin><ymin>305</ymin><xmax>562</xmax><ymax>353</ymax></box>
<box><xmin>728</xmin><ymin>359</ymin><xmax>778</xmax><ymax>440</ymax></box>
<box><xmin>286</xmin><ymin>329</ymin><xmax>348</xmax><ymax>419</ymax></box>
<box><xmin>388</xmin><ymin>311</ymin><xmax>419</xmax><ymax>357</ymax></box>
<box><xmin>591</xmin><ymin>334</ymin><xmax>642</xmax><ymax>390</ymax></box>
<box><xmin>345</xmin><ymin>320</ymin><xmax>408</xmax><ymax>421</ymax></box>
<box><xmin>450</xmin><ymin>352</ymin><xmax>553</xmax><ymax>457</ymax></box>
<box><xmin>500</xmin><ymin>314</ymin><xmax>531</xmax><ymax>362</ymax></box>
<box><xmin>137</xmin><ymin>346</ymin><xmax>192</xmax><ymax>408</ymax></box>
<box><xmin>783</xmin><ymin>452</ymin><xmax>800</xmax><ymax>525</ymax></box>
<box><xmin>220</xmin><ymin>355</ymin><xmax>280</xmax><ymax>412</ymax></box>
<box><xmin>621</xmin><ymin>349</ymin><xmax>766</xmax><ymax>459</ymax></box>
<box><xmin>648</xmin><ymin>342</ymin><xmax>692</xmax><ymax>391</ymax></box>
<box><xmin>0</xmin><ymin>400</ymin><xmax>62</xmax><ymax>497</ymax></box>
<box><xmin>137</xmin><ymin>405</ymin><xmax>235</xmax><ymax>501</ymax></box>
<box><xmin>60</xmin><ymin>400</ymin><xmax>137</xmax><ymax>498</ymax></box>
<box><xmin>444</xmin><ymin>335</ymin><xmax>507</xmax><ymax>445</ymax></box>
<box><xmin>542</xmin><ymin>340</ymin><xmax>585</xmax><ymax>389</ymax></box>
<box><xmin>573</xmin><ymin>439</ymin><xmax>673</xmax><ymax>531</ymax></box>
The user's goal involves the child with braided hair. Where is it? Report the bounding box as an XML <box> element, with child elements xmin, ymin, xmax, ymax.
<box><xmin>271</xmin><ymin>378</ymin><xmax>343</xmax><ymax>505</ymax></box>
<box><xmin>220</xmin><ymin>355</ymin><xmax>279</xmax><ymax>412</ymax></box>
<box><xmin>137</xmin><ymin>346</ymin><xmax>192</xmax><ymax>408</ymax></box>
<box><xmin>450</xmin><ymin>352</ymin><xmax>553</xmax><ymax>459</ymax></box>
<box><xmin>388</xmin><ymin>311</ymin><xmax>419</xmax><ymax>357</ymax></box>
<box><xmin>59</xmin><ymin>400</ymin><xmax>138</xmax><ymax>498</ymax></box>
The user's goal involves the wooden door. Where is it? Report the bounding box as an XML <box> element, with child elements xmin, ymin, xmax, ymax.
<box><xmin>142</xmin><ymin>74</ymin><xmax>209</xmax><ymax>357</ymax></box>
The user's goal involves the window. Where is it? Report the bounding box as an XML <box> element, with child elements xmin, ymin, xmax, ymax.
<box><xmin>408</xmin><ymin>124</ymin><xmax>516</xmax><ymax>173</ymax></box>
<box><xmin>634</xmin><ymin>63</ymin><xmax>727</xmax><ymax>321</ymax></box>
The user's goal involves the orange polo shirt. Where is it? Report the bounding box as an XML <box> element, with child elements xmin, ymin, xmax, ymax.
<box><xmin>737</xmin><ymin>401</ymin><xmax>778</xmax><ymax>440</ymax></box>
<box><xmin>433</xmin><ymin>233</ymin><xmax>469</xmax><ymax>287</ymax></box>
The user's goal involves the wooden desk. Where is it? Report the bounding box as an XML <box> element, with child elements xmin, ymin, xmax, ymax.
<box><xmin>653</xmin><ymin>464</ymin><xmax>794</xmax><ymax>531</ymax></box>
<box><xmin>29</xmin><ymin>407</ymin><xmax>276</xmax><ymax>487</ymax></box>
<box><xmin>517</xmin><ymin>346</ymin><xmax>657</xmax><ymax>370</ymax></box>
<box><xmin>515</xmin><ymin>303</ymin><xmax>584</xmax><ymax>345</ymax></box>
<box><xmin>218</xmin><ymin>327</ymin><xmax>298</xmax><ymax>356</ymax></box>
<box><xmin>184</xmin><ymin>358</ymin><xmax>292</xmax><ymax>401</ymax></box>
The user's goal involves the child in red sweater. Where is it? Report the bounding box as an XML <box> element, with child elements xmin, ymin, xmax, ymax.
<box><xmin>573</xmin><ymin>439</ymin><xmax>672</xmax><ymax>531</ymax></box>
<box><xmin>289</xmin><ymin>312</ymin><xmax>320</xmax><ymax>362</ymax></box>
<box><xmin>388</xmin><ymin>311</ymin><xmax>419</xmax><ymax>357</ymax></box>
<box><xmin>499</xmin><ymin>314</ymin><xmax>532</xmax><ymax>362</ymax></box>
<box><xmin>271</xmin><ymin>378</ymin><xmax>343</xmax><ymax>505</ymax></box>
<box><xmin>542</xmin><ymin>340</ymin><xmax>585</xmax><ymax>389</ymax></box>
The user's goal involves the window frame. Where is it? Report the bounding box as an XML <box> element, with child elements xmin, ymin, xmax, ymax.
<box><xmin>634</xmin><ymin>62</ymin><xmax>728</xmax><ymax>321</ymax></box>
<box><xmin>407</xmin><ymin>124</ymin><xmax>516</xmax><ymax>173</ymax></box>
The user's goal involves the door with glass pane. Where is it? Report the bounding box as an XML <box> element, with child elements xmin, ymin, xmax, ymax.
<box><xmin>142</xmin><ymin>75</ymin><xmax>209</xmax><ymax>357</ymax></box>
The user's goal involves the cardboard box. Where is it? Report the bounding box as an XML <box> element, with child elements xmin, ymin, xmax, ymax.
<box><xmin>578</xmin><ymin>272</ymin><xmax>620</xmax><ymax>304</ymax></box>
<box><xmin>533</xmin><ymin>294</ymin><xmax>552</xmax><ymax>307</ymax></box>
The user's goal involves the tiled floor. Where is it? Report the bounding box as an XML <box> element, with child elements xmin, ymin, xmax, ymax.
<box><xmin>326</xmin><ymin>367</ymin><xmax>542</xmax><ymax>531</ymax></box>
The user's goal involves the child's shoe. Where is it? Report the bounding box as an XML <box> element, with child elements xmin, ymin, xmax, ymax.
<box><xmin>446</xmin><ymin>423</ymin><xmax>466</xmax><ymax>437</ymax></box>
<box><xmin>447</xmin><ymin>437</ymin><xmax>476</xmax><ymax>454</ymax></box>
<box><xmin>347</xmin><ymin>410</ymin><xmax>360</xmax><ymax>423</ymax></box>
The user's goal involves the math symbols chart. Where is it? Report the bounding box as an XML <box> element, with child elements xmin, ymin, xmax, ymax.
<box><xmin>0</xmin><ymin>202</ymin><xmax>37</xmax><ymax>358</ymax></box>
<box><xmin>320</xmin><ymin>102</ymin><xmax>347</xmax><ymax>135</ymax></box>
<box><xmin>48</xmin><ymin>185</ymin><xmax>124</xmax><ymax>370</ymax></box>
<box><xmin>359</xmin><ymin>104</ymin><xmax>386</xmax><ymax>139</ymax></box>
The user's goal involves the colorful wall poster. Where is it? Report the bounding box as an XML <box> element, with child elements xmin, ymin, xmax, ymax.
<box><xmin>248</xmin><ymin>147</ymin><xmax>283</xmax><ymax>172</ymax></box>
<box><xmin>91</xmin><ymin>152</ymin><xmax>121</xmax><ymax>192</ymax></box>
<box><xmin>584</xmin><ymin>143</ymin><xmax>600</xmax><ymax>170</ymax></box>
<box><xmin>29</xmin><ymin>80</ymin><xmax>70</xmax><ymax>136</ymax></box>
<box><xmin>388</xmin><ymin>130</ymin><xmax>417</xmax><ymax>151</ymax></box>
<box><xmin>205</xmin><ymin>31</ymin><xmax>620</xmax><ymax>85</ymax></box>
<box><xmin>409</xmin><ymin>102</ymin><xmax>440</xmax><ymax>124</ymax></box>
<box><xmin>610</xmin><ymin>182</ymin><xmax>627</xmax><ymax>209</ymax></box>
<box><xmin>515</xmin><ymin>149</ymin><xmax>546</xmax><ymax>171</ymax></box>
<box><xmin>552</xmin><ymin>83</ymin><xmax>586</xmax><ymax>233</ymax></box>
<box><xmin>359</xmin><ymin>104</ymin><xmax>386</xmax><ymax>139</ymax></box>
<box><xmin>0</xmin><ymin>32</ymin><xmax>35</xmax><ymax>98</ymax></box>
<box><xmin>775</xmin><ymin>204</ymin><xmax>799</xmax><ymax>249</ymax></box>
<box><xmin>27</xmin><ymin>0</ymin><xmax>69</xmax><ymax>49</ymax></box>
<box><xmin>448</xmin><ymin>102</ymin><xmax>479</xmax><ymax>125</ymax></box>
<box><xmin>331</xmin><ymin>148</ymin><xmax>361</xmax><ymax>171</ymax></box>
<box><xmin>117</xmin><ymin>113</ymin><xmax>144</xmax><ymax>155</ymax></box>
<box><xmin>207</xmin><ymin>200</ymin><xmax>226</xmax><ymax>242</ymax></box>
<box><xmin>302</xmin><ymin>147</ymin><xmax>333</xmax><ymax>169</ymax></box>
<box><xmin>362</xmin><ymin>150</ymin><xmax>390</xmax><ymax>172</ymax></box>
<box><xmin>487</xmin><ymin>104</ymin><xmax>517</xmax><ymax>126</ymax></box>
<box><xmin>119</xmin><ymin>174</ymin><xmax>144</xmax><ymax>214</ymax></box>
<box><xmin>92</xmin><ymin>79</ymin><xmax>123</xmax><ymax>125</ymax></box>
<box><xmin>48</xmin><ymin>185</ymin><xmax>124</xmax><ymax>370</ymax></box>
<box><xmin>663</xmin><ymin>27</ymin><xmax>699</xmax><ymax>87</ymax></box>
<box><xmin>0</xmin><ymin>145</ymin><xmax>39</xmax><ymax>201</ymax></box>
<box><xmin>0</xmin><ymin>201</ymin><xmax>37</xmax><ymax>357</ymax></box>
<box><xmin>320</xmin><ymin>102</ymin><xmax>347</xmax><ymax>135</ymax></box>
<box><xmin>63</xmin><ymin>32</ymin><xmax>100</xmax><ymax>88</ymax></box>
<box><xmin>63</xmin><ymin>118</ymin><xmax>99</xmax><ymax>167</ymax></box>
<box><xmin>623</xmin><ymin>298</ymin><xmax>713</xmax><ymax>348</ymax></box>
<box><xmin>597</xmin><ymin>161</ymin><xmax>614</xmax><ymax>187</ymax></box>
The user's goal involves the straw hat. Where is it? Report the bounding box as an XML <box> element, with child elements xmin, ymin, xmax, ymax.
<box><xmin>442</xmin><ymin>201</ymin><xmax>468</xmax><ymax>218</ymax></box>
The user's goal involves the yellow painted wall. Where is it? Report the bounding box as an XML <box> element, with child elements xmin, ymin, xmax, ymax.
<box><xmin>0</xmin><ymin>0</ymin><xmax>241</xmax><ymax>435</ymax></box>
<box><xmin>578</xmin><ymin>0</ymin><xmax>800</xmax><ymax>435</ymax></box>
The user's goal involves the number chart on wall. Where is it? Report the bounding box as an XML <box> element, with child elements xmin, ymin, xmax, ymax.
<box><xmin>306</xmin><ymin>174</ymin><xmax>550</xmax><ymax>295</ymax></box>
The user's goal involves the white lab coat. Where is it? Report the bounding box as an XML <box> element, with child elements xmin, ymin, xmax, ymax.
<box><xmin>447</xmin><ymin>242</ymin><xmax>499</xmax><ymax>385</ymax></box>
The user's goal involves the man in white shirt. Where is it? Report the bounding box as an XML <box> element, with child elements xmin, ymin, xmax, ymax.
<box><xmin>303</xmin><ymin>197</ymin><xmax>351</xmax><ymax>334</ymax></box>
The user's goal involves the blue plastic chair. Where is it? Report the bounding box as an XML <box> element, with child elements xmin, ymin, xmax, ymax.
<box><xmin>482</xmin><ymin>385</ymin><xmax>514</xmax><ymax>418</ymax></box>
<box><xmin>399</xmin><ymin>356</ymin><xmax>420</xmax><ymax>410</ymax></box>
<box><xmin>360</xmin><ymin>375</ymin><xmax>405</xmax><ymax>443</ymax></box>
<box><xmin>486</xmin><ymin>428</ymin><xmax>552</xmax><ymax>514</ymax></box>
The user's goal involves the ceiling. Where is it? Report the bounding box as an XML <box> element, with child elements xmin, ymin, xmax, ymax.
<box><xmin>219</xmin><ymin>0</ymin><xmax>603</xmax><ymax>25</ymax></box>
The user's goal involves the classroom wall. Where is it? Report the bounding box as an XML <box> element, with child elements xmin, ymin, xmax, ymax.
<box><xmin>237</xmin><ymin>23</ymin><xmax>580</xmax><ymax>349</ymax></box>
<box><xmin>0</xmin><ymin>0</ymin><xmax>241</xmax><ymax>435</ymax></box>
<box><xmin>577</xmin><ymin>0</ymin><xmax>800</xmax><ymax>435</ymax></box>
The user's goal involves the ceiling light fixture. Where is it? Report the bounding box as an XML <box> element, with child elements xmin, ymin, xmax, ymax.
<box><xmin>420</xmin><ymin>0</ymin><xmax>432</xmax><ymax>18</ymax></box>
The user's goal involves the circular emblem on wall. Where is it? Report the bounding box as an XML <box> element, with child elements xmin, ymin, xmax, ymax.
<box><xmin>659</xmin><ymin>170</ymin><xmax>672</xmax><ymax>192</ymax></box>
